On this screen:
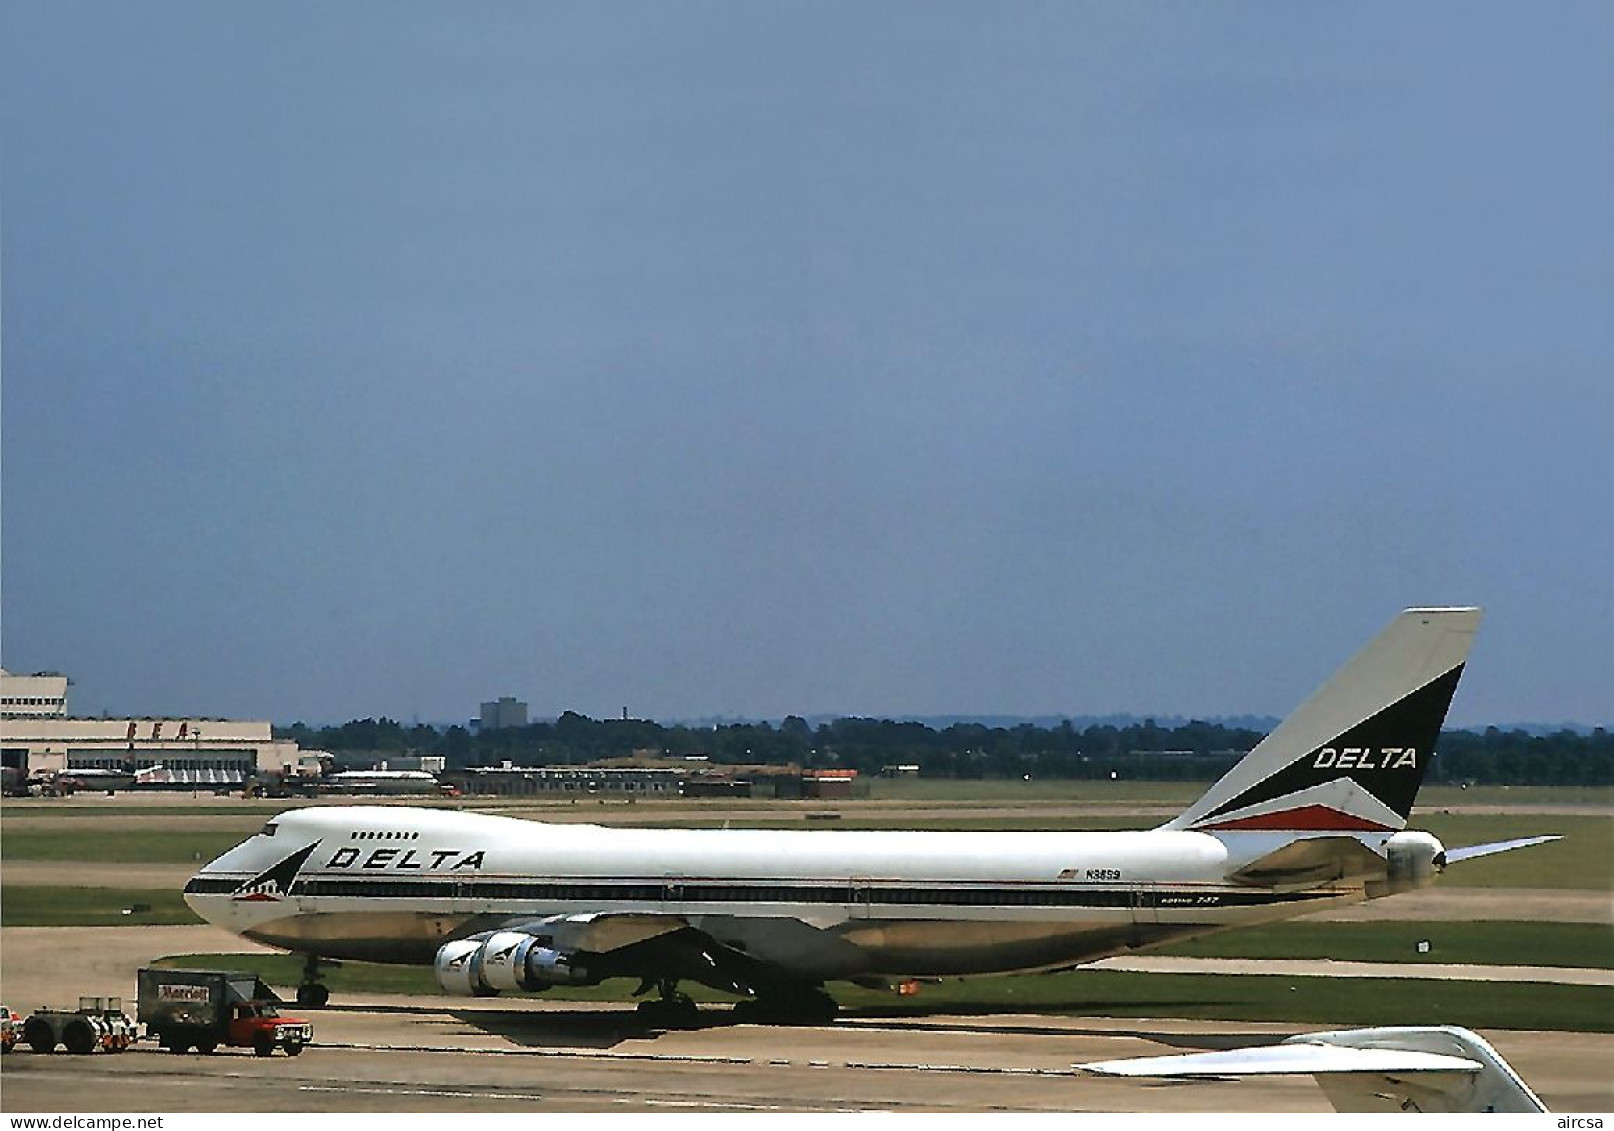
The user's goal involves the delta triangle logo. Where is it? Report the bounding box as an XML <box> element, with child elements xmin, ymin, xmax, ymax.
<box><xmin>231</xmin><ymin>841</ymin><xmax>320</xmax><ymax>902</ymax></box>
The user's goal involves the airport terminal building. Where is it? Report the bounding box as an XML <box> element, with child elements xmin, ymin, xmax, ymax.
<box><xmin>0</xmin><ymin>669</ymin><xmax>299</xmax><ymax>789</ymax></box>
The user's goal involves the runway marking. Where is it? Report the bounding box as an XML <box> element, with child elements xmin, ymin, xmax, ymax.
<box><xmin>301</xmin><ymin>1085</ymin><xmax>545</xmax><ymax>1101</ymax></box>
<box><xmin>640</xmin><ymin>1099</ymin><xmax>785</xmax><ymax>1110</ymax></box>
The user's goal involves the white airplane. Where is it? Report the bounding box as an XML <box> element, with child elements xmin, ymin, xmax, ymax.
<box><xmin>186</xmin><ymin>607</ymin><xmax>1556</xmax><ymax>1022</ymax></box>
<box><xmin>1079</xmin><ymin>1024</ymin><xmax>1548</xmax><ymax>1112</ymax></box>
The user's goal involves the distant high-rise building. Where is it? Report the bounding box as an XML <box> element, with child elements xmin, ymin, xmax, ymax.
<box><xmin>479</xmin><ymin>696</ymin><xmax>528</xmax><ymax>731</ymax></box>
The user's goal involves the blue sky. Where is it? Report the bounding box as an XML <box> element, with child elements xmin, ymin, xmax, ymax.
<box><xmin>3</xmin><ymin>3</ymin><xmax>1609</xmax><ymax>727</ymax></box>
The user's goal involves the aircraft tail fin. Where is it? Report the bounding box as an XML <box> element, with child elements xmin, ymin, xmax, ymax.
<box><xmin>1164</xmin><ymin>608</ymin><xmax>1482</xmax><ymax>834</ymax></box>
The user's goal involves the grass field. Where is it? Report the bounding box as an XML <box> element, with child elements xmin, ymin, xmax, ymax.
<box><xmin>0</xmin><ymin>826</ymin><xmax>245</xmax><ymax>864</ymax></box>
<box><xmin>1</xmin><ymin>885</ymin><xmax>201</xmax><ymax>927</ymax></box>
<box><xmin>1156</xmin><ymin>920</ymin><xmax>1614</xmax><ymax>967</ymax></box>
<box><xmin>153</xmin><ymin>951</ymin><xmax>1614</xmax><ymax>1033</ymax></box>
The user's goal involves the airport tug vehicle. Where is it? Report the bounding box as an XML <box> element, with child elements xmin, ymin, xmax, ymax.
<box><xmin>17</xmin><ymin>997</ymin><xmax>137</xmax><ymax>1054</ymax></box>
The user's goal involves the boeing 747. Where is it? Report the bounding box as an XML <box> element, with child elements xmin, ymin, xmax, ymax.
<box><xmin>186</xmin><ymin>607</ymin><xmax>1555</xmax><ymax>1023</ymax></box>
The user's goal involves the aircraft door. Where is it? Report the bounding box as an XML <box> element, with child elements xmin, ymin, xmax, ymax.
<box><xmin>1129</xmin><ymin>886</ymin><xmax>1158</xmax><ymax>929</ymax></box>
<box><xmin>849</xmin><ymin>877</ymin><xmax>874</xmax><ymax>919</ymax></box>
<box><xmin>662</xmin><ymin>875</ymin><xmax>686</xmax><ymax>913</ymax></box>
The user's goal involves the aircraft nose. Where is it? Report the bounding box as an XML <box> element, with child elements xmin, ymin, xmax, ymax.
<box><xmin>181</xmin><ymin>829</ymin><xmax>273</xmax><ymax>925</ymax></box>
<box><xmin>183</xmin><ymin>855</ymin><xmax>235</xmax><ymax>926</ymax></box>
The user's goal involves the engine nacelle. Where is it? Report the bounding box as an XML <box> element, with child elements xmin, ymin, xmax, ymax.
<box><xmin>433</xmin><ymin>933</ymin><xmax>592</xmax><ymax>996</ymax></box>
<box><xmin>1369</xmin><ymin>830</ymin><xmax>1447</xmax><ymax>898</ymax></box>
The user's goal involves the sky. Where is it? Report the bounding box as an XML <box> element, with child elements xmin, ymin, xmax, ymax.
<box><xmin>2</xmin><ymin>3</ymin><xmax>1609</xmax><ymax>729</ymax></box>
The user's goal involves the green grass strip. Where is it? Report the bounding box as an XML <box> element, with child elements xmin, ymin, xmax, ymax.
<box><xmin>0</xmin><ymin>826</ymin><xmax>245</xmax><ymax>864</ymax></box>
<box><xmin>1</xmin><ymin>886</ymin><xmax>202</xmax><ymax>927</ymax></box>
<box><xmin>1156</xmin><ymin>920</ymin><xmax>1613</xmax><ymax>968</ymax></box>
<box><xmin>835</xmin><ymin>971</ymin><xmax>1614</xmax><ymax>1032</ymax></box>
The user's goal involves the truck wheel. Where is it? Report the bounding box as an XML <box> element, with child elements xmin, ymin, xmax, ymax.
<box><xmin>62</xmin><ymin>1020</ymin><xmax>95</xmax><ymax>1055</ymax></box>
<box><xmin>253</xmin><ymin>1033</ymin><xmax>275</xmax><ymax>1057</ymax></box>
<box><xmin>196</xmin><ymin>1042</ymin><xmax>217</xmax><ymax>1055</ymax></box>
<box><xmin>23</xmin><ymin>1019</ymin><xmax>56</xmax><ymax>1054</ymax></box>
<box><xmin>284</xmin><ymin>1040</ymin><xmax>304</xmax><ymax>1057</ymax></box>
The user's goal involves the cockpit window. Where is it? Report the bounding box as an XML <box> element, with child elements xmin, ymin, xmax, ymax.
<box><xmin>259</xmin><ymin>822</ymin><xmax>278</xmax><ymax>837</ymax></box>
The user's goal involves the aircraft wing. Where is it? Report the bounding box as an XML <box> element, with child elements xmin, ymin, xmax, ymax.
<box><xmin>505</xmin><ymin>911</ymin><xmax>688</xmax><ymax>953</ymax></box>
<box><xmin>492</xmin><ymin>911</ymin><xmax>765</xmax><ymax>996</ymax></box>
<box><xmin>1078</xmin><ymin>1025</ymin><xmax>1548</xmax><ymax>1113</ymax></box>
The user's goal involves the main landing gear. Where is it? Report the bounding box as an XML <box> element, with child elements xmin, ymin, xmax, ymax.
<box><xmin>295</xmin><ymin>954</ymin><xmax>333</xmax><ymax>1009</ymax></box>
<box><xmin>632</xmin><ymin>977</ymin><xmax>701</xmax><ymax>1028</ymax></box>
<box><xmin>731</xmin><ymin>983</ymin><xmax>839</xmax><ymax>1025</ymax></box>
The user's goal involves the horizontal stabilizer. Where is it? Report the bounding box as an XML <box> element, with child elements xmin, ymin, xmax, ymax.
<box><xmin>1442</xmin><ymin>835</ymin><xmax>1561</xmax><ymax>864</ymax></box>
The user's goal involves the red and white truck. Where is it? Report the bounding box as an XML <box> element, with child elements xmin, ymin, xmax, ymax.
<box><xmin>137</xmin><ymin>968</ymin><xmax>311</xmax><ymax>1056</ymax></box>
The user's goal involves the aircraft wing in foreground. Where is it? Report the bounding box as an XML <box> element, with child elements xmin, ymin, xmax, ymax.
<box><xmin>1079</xmin><ymin>1025</ymin><xmax>1548</xmax><ymax>1112</ymax></box>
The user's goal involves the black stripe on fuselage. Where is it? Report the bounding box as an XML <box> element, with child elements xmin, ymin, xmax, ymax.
<box><xmin>185</xmin><ymin>874</ymin><xmax>1335</xmax><ymax>910</ymax></box>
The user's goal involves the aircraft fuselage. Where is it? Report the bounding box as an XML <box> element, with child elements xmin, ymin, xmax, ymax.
<box><xmin>186</xmin><ymin>805</ymin><xmax>1371</xmax><ymax>980</ymax></box>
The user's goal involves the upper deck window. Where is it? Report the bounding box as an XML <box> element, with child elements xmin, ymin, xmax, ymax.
<box><xmin>259</xmin><ymin>822</ymin><xmax>278</xmax><ymax>837</ymax></box>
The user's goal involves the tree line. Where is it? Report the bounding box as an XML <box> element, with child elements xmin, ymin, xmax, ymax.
<box><xmin>276</xmin><ymin>714</ymin><xmax>1613</xmax><ymax>786</ymax></box>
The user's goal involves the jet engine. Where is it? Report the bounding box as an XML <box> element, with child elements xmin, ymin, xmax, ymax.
<box><xmin>433</xmin><ymin>931</ymin><xmax>593</xmax><ymax>996</ymax></box>
<box><xmin>1369</xmin><ymin>830</ymin><xmax>1447</xmax><ymax>898</ymax></box>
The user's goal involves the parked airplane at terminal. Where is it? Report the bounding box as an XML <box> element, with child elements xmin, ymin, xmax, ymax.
<box><xmin>186</xmin><ymin>608</ymin><xmax>1556</xmax><ymax>1022</ymax></box>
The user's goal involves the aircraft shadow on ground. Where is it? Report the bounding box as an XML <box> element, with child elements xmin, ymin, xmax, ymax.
<box><xmin>838</xmin><ymin>1001</ymin><xmax>1248</xmax><ymax>1027</ymax></box>
<box><xmin>329</xmin><ymin>999</ymin><xmax>1276</xmax><ymax>1050</ymax></box>
<box><xmin>445</xmin><ymin>1008</ymin><xmax>655</xmax><ymax>1049</ymax></box>
<box><xmin>450</xmin><ymin>1003</ymin><xmax>1269</xmax><ymax>1049</ymax></box>
<box><xmin>438</xmin><ymin>1004</ymin><xmax>880</xmax><ymax>1047</ymax></box>
<box><xmin>1057</xmin><ymin>1025</ymin><xmax>1304</xmax><ymax>1052</ymax></box>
